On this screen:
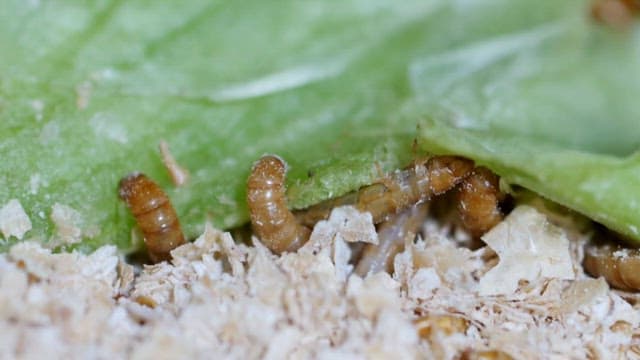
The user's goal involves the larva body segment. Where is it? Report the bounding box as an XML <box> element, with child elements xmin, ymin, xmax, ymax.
<box><xmin>118</xmin><ymin>173</ymin><xmax>185</xmax><ymax>263</ymax></box>
<box><xmin>295</xmin><ymin>156</ymin><xmax>475</xmax><ymax>227</ymax></box>
<box><xmin>247</xmin><ymin>155</ymin><xmax>310</xmax><ymax>254</ymax></box>
<box><xmin>457</xmin><ymin>167</ymin><xmax>505</xmax><ymax>237</ymax></box>
<box><xmin>583</xmin><ymin>244</ymin><xmax>640</xmax><ymax>291</ymax></box>
<box><xmin>354</xmin><ymin>203</ymin><xmax>428</xmax><ymax>277</ymax></box>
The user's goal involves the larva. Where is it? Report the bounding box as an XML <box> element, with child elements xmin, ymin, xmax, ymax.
<box><xmin>583</xmin><ymin>243</ymin><xmax>640</xmax><ymax>291</ymax></box>
<box><xmin>118</xmin><ymin>173</ymin><xmax>185</xmax><ymax>263</ymax></box>
<box><xmin>456</xmin><ymin>167</ymin><xmax>505</xmax><ymax>237</ymax></box>
<box><xmin>246</xmin><ymin>155</ymin><xmax>311</xmax><ymax>254</ymax></box>
<box><xmin>248</xmin><ymin>154</ymin><xmax>506</xmax><ymax>256</ymax></box>
<box><xmin>295</xmin><ymin>156</ymin><xmax>475</xmax><ymax>227</ymax></box>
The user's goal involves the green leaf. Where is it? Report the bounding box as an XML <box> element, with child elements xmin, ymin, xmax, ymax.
<box><xmin>1</xmin><ymin>0</ymin><xmax>640</xmax><ymax>251</ymax></box>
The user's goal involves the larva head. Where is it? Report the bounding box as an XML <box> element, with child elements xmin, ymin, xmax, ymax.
<box><xmin>247</xmin><ymin>155</ymin><xmax>287</xmax><ymax>191</ymax></box>
<box><xmin>118</xmin><ymin>172</ymin><xmax>168</xmax><ymax>215</ymax></box>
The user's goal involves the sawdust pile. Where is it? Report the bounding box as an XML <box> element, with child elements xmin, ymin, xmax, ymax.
<box><xmin>0</xmin><ymin>205</ymin><xmax>639</xmax><ymax>359</ymax></box>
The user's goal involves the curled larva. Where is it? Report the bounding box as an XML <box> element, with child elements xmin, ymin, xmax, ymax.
<box><xmin>247</xmin><ymin>155</ymin><xmax>310</xmax><ymax>254</ymax></box>
<box><xmin>583</xmin><ymin>244</ymin><xmax>640</xmax><ymax>291</ymax></box>
<box><xmin>118</xmin><ymin>173</ymin><xmax>185</xmax><ymax>263</ymax></box>
<box><xmin>457</xmin><ymin>166</ymin><xmax>505</xmax><ymax>237</ymax></box>
<box><xmin>354</xmin><ymin>203</ymin><xmax>428</xmax><ymax>277</ymax></box>
<box><xmin>295</xmin><ymin>155</ymin><xmax>475</xmax><ymax>227</ymax></box>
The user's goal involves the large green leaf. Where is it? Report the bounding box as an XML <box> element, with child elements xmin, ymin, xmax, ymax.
<box><xmin>1</xmin><ymin>0</ymin><xmax>639</xmax><ymax>251</ymax></box>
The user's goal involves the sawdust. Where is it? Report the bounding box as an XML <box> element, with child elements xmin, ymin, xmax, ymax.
<box><xmin>0</xmin><ymin>199</ymin><xmax>32</xmax><ymax>240</ymax></box>
<box><xmin>0</xmin><ymin>205</ymin><xmax>638</xmax><ymax>359</ymax></box>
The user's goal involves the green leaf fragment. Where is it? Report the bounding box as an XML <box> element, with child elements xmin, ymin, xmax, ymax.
<box><xmin>1</xmin><ymin>0</ymin><xmax>639</xmax><ymax>250</ymax></box>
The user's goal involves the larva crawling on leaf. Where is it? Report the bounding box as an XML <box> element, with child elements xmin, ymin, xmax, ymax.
<box><xmin>119</xmin><ymin>173</ymin><xmax>185</xmax><ymax>263</ymax></box>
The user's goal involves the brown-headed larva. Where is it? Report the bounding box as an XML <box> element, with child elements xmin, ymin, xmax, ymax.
<box><xmin>119</xmin><ymin>173</ymin><xmax>185</xmax><ymax>263</ymax></box>
<box><xmin>246</xmin><ymin>155</ymin><xmax>311</xmax><ymax>254</ymax></box>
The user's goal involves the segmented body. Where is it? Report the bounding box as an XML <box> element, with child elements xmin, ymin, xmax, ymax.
<box><xmin>246</xmin><ymin>155</ymin><xmax>310</xmax><ymax>254</ymax></box>
<box><xmin>248</xmin><ymin>154</ymin><xmax>507</xmax><ymax>256</ymax></box>
<box><xmin>295</xmin><ymin>156</ymin><xmax>475</xmax><ymax>227</ymax></box>
<box><xmin>353</xmin><ymin>167</ymin><xmax>505</xmax><ymax>276</ymax></box>
<box><xmin>583</xmin><ymin>244</ymin><xmax>640</xmax><ymax>291</ymax></box>
<box><xmin>457</xmin><ymin>167</ymin><xmax>505</xmax><ymax>238</ymax></box>
<box><xmin>119</xmin><ymin>173</ymin><xmax>185</xmax><ymax>263</ymax></box>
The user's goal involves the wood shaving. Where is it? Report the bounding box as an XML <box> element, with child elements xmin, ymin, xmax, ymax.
<box><xmin>0</xmin><ymin>206</ymin><xmax>638</xmax><ymax>358</ymax></box>
<box><xmin>159</xmin><ymin>140</ymin><xmax>190</xmax><ymax>187</ymax></box>
<box><xmin>478</xmin><ymin>205</ymin><xmax>575</xmax><ymax>296</ymax></box>
<box><xmin>0</xmin><ymin>199</ymin><xmax>32</xmax><ymax>240</ymax></box>
<box><xmin>307</xmin><ymin>205</ymin><xmax>378</xmax><ymax>246</ymax></box>
<box><xmin>50</xmin><ymin>203</ymin><xmax>84</xmax><ymax>246</ymax></box>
